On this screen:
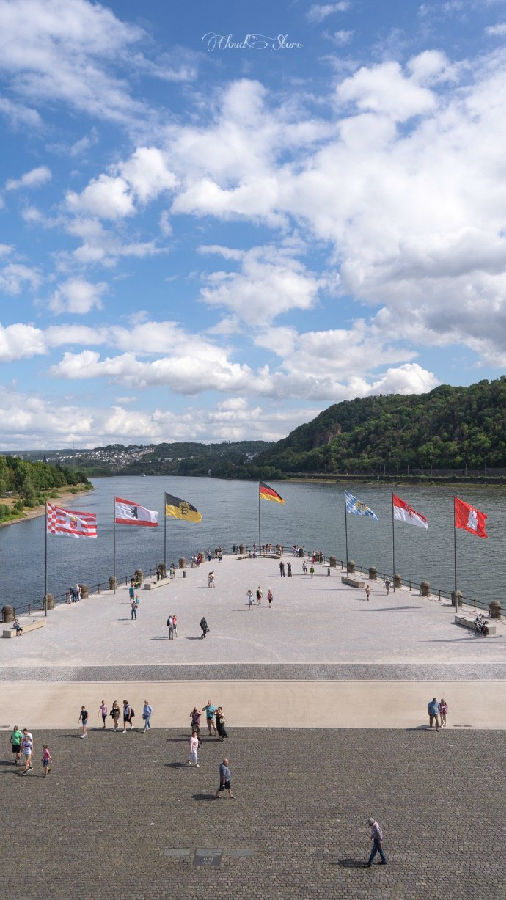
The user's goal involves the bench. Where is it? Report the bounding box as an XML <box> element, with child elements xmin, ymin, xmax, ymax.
<box><xmin>341</xmin><ymin>576</ymin><xmax>366</xmax><ymax>588</ymax></box>
<box><xmin>454</xmin><ymin>615</ymin><xmax>496</xmax><ymax>635</ymax></box>
<box><xmin>3</xmin><ymin>619</ymin><xmax>46</xmax><ymax>638</ymax></box>
<box><xmin>143</xmin><ymin>577</ymin><xmax>169</xmax><ymax>591</ymax></box>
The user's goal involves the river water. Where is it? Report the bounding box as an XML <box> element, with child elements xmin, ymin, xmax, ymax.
<box><xmin>1</xmin><ymin>477</ymin><xmax>504</xmax><ymax>611</ymax></box>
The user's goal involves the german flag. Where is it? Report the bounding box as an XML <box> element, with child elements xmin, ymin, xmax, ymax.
<box><xmin>259</xmin><ymin>481</ymin><xmax>285</xmax><ymax>504</ymax></box>
<box><xmin>165</xmin><ymin>492</ymin><xmax>202</xmax><ymax>523</ymax></box>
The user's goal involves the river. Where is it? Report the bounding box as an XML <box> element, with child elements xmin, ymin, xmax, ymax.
<box><xmin>0</xmin><ymin>477</ymin><xmax>504</xmax><ymax>611</ymax></box>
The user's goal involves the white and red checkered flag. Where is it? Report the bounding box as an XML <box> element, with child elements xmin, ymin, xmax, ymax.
<box><xmin>46</xmin><ymin>504</ymin><xmax>97</xmax><ymax>538</ymax></box>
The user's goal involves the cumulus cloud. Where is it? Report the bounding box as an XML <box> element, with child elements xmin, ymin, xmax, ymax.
<box><xmin>5</xmin><ymin>165</ymin><xmax>51</xmax><ymax>191</ymax></box>
<box><xmin>0</xmin><ymin>322</ymin><xmax>46</xmax><ymax>360</ymax></box>
<box><xmin>0</xmin><ymin>262</ymin><xmax>40</xmax><ymax>294</ymax></box>
<box><xmin>49</xmin><ymin>278</ymin><xmax>107</xmax><ymax>315</ymax></box>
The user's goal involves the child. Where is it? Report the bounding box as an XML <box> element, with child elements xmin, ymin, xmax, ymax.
<box><xmin>267</xmin><ymin>589</ymin><xmax>273</xmax><ymax>608</ymax></box>
<box><xmin>439</xmin><ymin>698</ymin><xmax>448</xmax><ymax>727</ymax></box>
<box><xmin>42</xmin><ymin>745</ymin><xmax>52</xmax><ymax>776</ymax></box>
<box><xmin>78</xmin><ymin>705</ymin><xmax>88</xmax><ymax>738</ymax></box>
<box><xmin>246</xmin><ymin>589</ymin><xmax>253</xmax><ymax>609</ymax></box>
<box><xmin>99</xmin><ymin>700</ymin><xmax>108</xmax><ymax>729</ymax></box>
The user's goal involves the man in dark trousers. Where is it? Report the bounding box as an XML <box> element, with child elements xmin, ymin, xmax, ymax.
<box><xmin>215</xmin><ymin>757</ymin><xmax>234</xmax><ymax>799</ymax></box>
<box><xmin>365</xmin><ymin>817</ymin><xmax>387</xmax><ymax>867</ymax></box>
<box><xmin>200</xmin><ymin>616</ymin><xmax>209</xmax><ymax>639</ymax></box>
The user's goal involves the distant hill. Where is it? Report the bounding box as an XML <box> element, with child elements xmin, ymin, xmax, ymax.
<box><xmin>250</xmin><ymin>377</ymin><xmax>506</xmax><ymax>477</ymax></box>
<box><xmin>0</xmin><ymin>454</ymin><xmax>92</xmax><ymax>523</ymax></box>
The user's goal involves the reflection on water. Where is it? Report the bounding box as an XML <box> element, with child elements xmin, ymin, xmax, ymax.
<box><xmin>0</xmin><ymin>476</ymin><xmax>504</xmax><ymax>608</ymax></box>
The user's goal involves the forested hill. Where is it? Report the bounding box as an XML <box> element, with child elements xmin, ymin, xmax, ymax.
<box><xmin>0</xmin><ymin>455</ymin><xmax>92</xmax><ymax>522</ymax></box>
<box><xmin>249</xmin><ymin>378</ymin><xmax>506</xmax><ymax>477</ymax></box>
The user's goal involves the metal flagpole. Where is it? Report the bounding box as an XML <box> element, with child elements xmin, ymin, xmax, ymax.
<box><xmin>258</xmin><ymin>484</ymin><xmax>261</xmax><ymax>550</ymax></box>
<box><xmin>163</xmin><ymin>492</ymin><xmax>167</xmax><ymax>570</ymax></box>
<box><xmin>391</xmin><ymin>493</ymin><xmax>396</xmax><ymax>592</ymax></box>
<box><xmin>113</xmin><ymin>497</ymin><xmax>116</xmax><ymax>595</ymax></box>
<box><xmin>44</xmin><ymin>503</ymin><xmax>48</xmax><ymax>616</ymax></box>
<box><xmin>344</xmin><ymin>494</ymin><xmax>349</xmax><ymax>571</ymax></box>
<box><xmin>453</xmin><ymin>495</ymin><xmax>458</xmax><ymax>598</ymax></box>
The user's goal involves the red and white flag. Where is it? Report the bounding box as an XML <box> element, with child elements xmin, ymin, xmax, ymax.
<box><xmin>454</xmin><ymin>497</ymin><xmax>487</xmax><ymax>538</ymax></box>
<box><xmin>47</xmin><ymin>504</ymin><xmax>97</xmax><ymax>538</ymax></box>
<box><xmin>392</xmin><ymin>494</ymin><xmax>428</xmax><ymax>529</ymax></box>
<box><xmin>114</xmin><ymin>496</ymin><xmax>158</xmax><ymax>527</ymax></box>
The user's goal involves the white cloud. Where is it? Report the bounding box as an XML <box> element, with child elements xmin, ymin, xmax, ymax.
<box><xmin>0</xmin><ymin>322</ymin><xmax>46</xmax><ymax>360</ymax></box>
<box><xmin>0</xmin><ymin>262</ymin><xmax>40</xmax><ymax>294</ymax></box>
<box><xmin>326</xmin><ymin>29</ymin><xmax>354</xmax><ymax>46</ymax></box>
<box><xmin>49</xmin><ymin>278</ymin><xmax>107</xmax><ymax>315</ymax></box>
<box><xmin>307</xmin><ymin>3</ymin><xmax>350</xmax><ymax>24</ymax></box>
<box><xmin>337</xmin><ymin>61</ymin><xmax>436</xmax><ymax>121</ymax></box>
<box><xmin>5</xmin><ymin>165</ymin><xmax>51</xmax><ymax>191</ymax></box>
<box><xmin>0</xmin><ymin>96</ymin><xmax>41</xmax><ymax>128</ymax></box>
<box><xmin>486</xmin><ymin>22</ymin><xmax>506</xmax><ymax>35</ymax></box>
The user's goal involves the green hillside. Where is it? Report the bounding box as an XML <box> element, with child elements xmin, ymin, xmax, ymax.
<box><xmin>250</xmin><ymin>378</ymin><xmax>506</xmax><ymax>477</ymax></box>
<box><xmin>0</xmin><ymin>455</ymin><xmax>92</xmax><ymax>522</ymax></box>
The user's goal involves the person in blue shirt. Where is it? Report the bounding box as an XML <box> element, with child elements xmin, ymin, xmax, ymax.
<box><xmin>142</xmin><ymin>700</ymin><xmax>153</xmax><ymax>733</ymax></box>
<box><xmin>428</xmin><ymin>697</ymin><xmax>440</xmax><ymax>730</ymax></box>
<box><xmin>203</xmin><ymin>700</ymin><xmax>217</xmax><ymax>736</ymax></box>
<box><xmin>215</xmin><ymin>758</ymin><xmax>234</xmax><ymax>799</ymax></box>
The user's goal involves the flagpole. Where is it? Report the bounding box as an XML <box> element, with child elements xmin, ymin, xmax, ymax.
<box><xmin>344</xmin><ymin>494</ymin><xmax>349</xmax><ymax>572</ymax></box>
<box><xmin>163</xmin><ymin>492</ymin><xmax>167</xmax><ymax>570</ymax></box>
<box><xmin>113</xmin><ymin>497</ymin><xmax>116</xmax><ymax>595</ymax></box>
<box><xmin>391</xmin><ymin>493</ymin><xmax>396</xmax><ymax>591</ymax></box>
<box><xmin>44</xmin><ymin>503</ymin><xmax>48</xmax><ymax>616</ymax></box>
<box><xmin>453</xmin><ymin>495</ymin><xmax>457</xmax><ymax>597</ymax></box>
<box><xmin>258</xmin><ymin>483</ymin><xmax>261</xmax><ymax>549</ymax></box>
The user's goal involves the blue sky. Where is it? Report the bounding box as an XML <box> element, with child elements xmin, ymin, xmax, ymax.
<box><xmin>0</xmin><ymin>0</ymin><xmax>504</xmax><ymax>449</ymax></box>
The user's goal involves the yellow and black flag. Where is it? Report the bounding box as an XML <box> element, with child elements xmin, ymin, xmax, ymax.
<box><xmin>259</xmin><ymin>481</ymin><xmax>285</xmax><ymax>504</ymax></box>
<box><xmin>165</xmin><ymin>492</ymin><xmax>202</xmax><ymax>523</ymax></box>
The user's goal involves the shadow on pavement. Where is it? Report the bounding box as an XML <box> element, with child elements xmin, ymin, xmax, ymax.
<box><xmin>192</xmin><ymin>792</ymin><xmax>217</xmax><ymax>801</ymax></box>
<box><xmin>335</xmin><ymin>858</ymin><xmax>367</xmax><ymax>868</ymax></box>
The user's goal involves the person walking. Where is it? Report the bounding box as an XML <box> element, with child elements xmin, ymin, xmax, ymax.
<box><xmin>128</xmin><ymin>579</ymin><xmax>135</xmax><ymax>602</ymax></box>
<box><xmin>78</xmin><ymin>705</ymin><xmax>88</xmax><ymax>738</ymax></box>
<box><xmin>385</xmin><ymin>579</ymin><xmax>391</xmax><ymax>596</ymax></box>
<box><xmin>99</xmin><ymin>700</ymin><xmax>108</xmax><ymax>729</ymax></box>
<box><xmin>215</xmin><ymin>706</ymin><xmax>228</xmax><ymax>742</ymax></box>
<box><xmin>41</xmin><ymin>744</ymin><xmax>52</xmax><ymax>777</ymax></box>
<box><xmin>267</xmin><ymin>589</ymin><xmax>273</xmax><ymax>608</ymax></box>
<box><xmin>190</xmin><ymin>707</ymin><xmax>202</xmax><ymax>746</ymax></box>
<box><xmin>365</xmin><ymin>817</ymin><xmax>387</xmax><ymax>866</ymax></box>
<box><xmin>256</xmin><ymin>586</ymin><xmax>262</xmax><ymax>605</ymax></box>
<box><xmin>439</xmin><ymin>698</ymin><xmax>448</xmax><ymax>727</ymax></box>
<box><xmin>167</xmin><ymin>614</ymin><xmax>174</xmax><ymax>639</ymax></box>
<box><xmin>10</xmin><ymin>725</ymin><xmax>22</xmax><ymax>765</ymax></box>
<box><xmin>21</xmin><ymin>728</ymin><xmax>33</xmax><ymax>774</ymax></box>
<box><xmin>188</xmin><ymin>731</ymin><xmax>200</xmax><ymax>767</ymax></box>
<box><xmin>200</xmin><ymin>616</ymin><xmax>209</xmax><ymax>639</ymax></box>
<box><xmin>122</xmin><ymin>700</ymin><xmax>135</xmax><ymax>732</ymax></box>
<box><xmin>172</xmin><ymin>614</ymin><xmax>178</xmax><ymax>637</ymax></box>
<box><xmin>130</xmin><ymin>598</ymin><xmax>137</xmax><ymax>620</ymax></box>
<box><xmin>302</xmin><ymin>561</ymin><xmax>307</xmax><ymax>575</ymax></box>
<box><xmin>207</xmin><ymin>571</ymin><xmax>215</xmax><ymax>588</ymax></box>
<box><xmin>142</xmin><ymin>700</ymin><xmax>153</xmax><ymax>732</ymax></box>
<box><xmin>215</xmin><ymin>757</ymin><xmax>234</xmax><ymax>799</ymax></box>
<box><xmin>287</xmin><ymin>562</ymin><xmax>292</xmax><ymax>577</ymax></box>
<box><xmin>110</xmin><ymin>700</ymin><xmax>121</xmax><ymax>731</ymax></box>
<box><xmin>365</xmin><ymin>585</ymin><xmax>371</xmax><ymax>601</ymax></box>
<box><xmin>246</xmin><ymin>589</ymin><xmax>253</xmax><ymax>609</ymax></box>
<box><xmin>428</xmin><ymin>697</ymin><xmax>440</xmax><ymax>730</ymax></box>
<box><xmin>203</xmin><ymin>700</ymin><xmax>217</xmax><ymax>736</ymax></box>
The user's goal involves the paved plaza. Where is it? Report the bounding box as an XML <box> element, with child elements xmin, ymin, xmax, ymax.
<box><xmin>1</xmin><ymin>728</ymin><xmax>504</xmax><ymax>900</ymax></box>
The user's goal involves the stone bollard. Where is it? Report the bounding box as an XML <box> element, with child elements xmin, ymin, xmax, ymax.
<box><xmin>109</xmin><ymin>576</ymin><xmax>117</xmax><ymax>591</ymax></box>
<box><xmin>329</xmin><ymin>556</ymin><xmax>337</xmax><ymax>568</ymax></box>
<box><xmin>489</xmin><ymin>600</ymin><xmax>502</xmax><ymax>619</ymax></box>
<box><xmin>369</xmin><ymin>566</ymin><xmax>377</xmax><ymax>581</ymax></box>
<box><xmin>451</xmin><ymin>590</ymin><xmax>463</xmax><ymax>607</ymax></box>
<box><xmin>347</xmin><ymin>560</ymin><xmax>355</xmax><ymax>574</ymax></box>
<box><xmin>1</xmin><ymin>604</ymin><xmax>15</xmax><ymax>623</ymax></box>
<box><xmin>239</xmin><ymin>544</ymin><xmax>245</xmax><ymax>555</ymax></box>
<box><xmin>393</xmin><ymin>574</ymin><xmax>402</xmax><ymax>589</ymax></box>
<box><xmin>45</xmin><ymin>593</ymin><xmax>55</xmax><ymax>609</ymax></box>
<box><xmin>420</xmin><ymin>580</ymin><xmax>430</xmax><ymax>597</ymax></box>
<box><xmin>178</xmin><ymin>557</ymin><xmax>186</xmax><ymax>569</ymax></box>
<box><xmin>79</xmin><ymin>585</ymin><xmax>89</xmax><ymax>599</ymax></box>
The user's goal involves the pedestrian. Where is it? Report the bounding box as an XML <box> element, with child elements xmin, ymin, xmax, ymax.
<box><xmin>99</xmin><ymin>700</ymin><xmax>108</xmax><ymax>729</ymax></box>
<box><xmin>130</xmin><ymin>598</ymin><xmax>137</xmax><ymax>620</ymax></box>
<box><xmin>439</xmin><ymin>698</ymin><xmax>448</xmax><ymax>727</ymax></box>
<box><xmin>428</xmin><ymin>697</ymin><xmax>440</xmax><ymax>730</ymax></box>
<box><xmin>302</xmin><ymin>561</ymin><xmax>307</xmax><ymax>575</ymax></box>
<box><xmin>167</xmin><ymin>614</ymin><xmax>174</xmax><ymax>639</ymax></box>
<box><xmin>279</xmin><ymin>561</ymin><xmax>284</xmax><ymax>577</ymax></box>
<box><xmin>190</xmin><ymin>707</ymin><xmax>202</xmax><ymax>746</ymax></box>
<box><xmin>21</xmin><ymin>728</ymin><xmax>33</xmax><ymax>774</ymax></box>
<box><xmin>200</xmin><ymin>616</ymin><xmax>209</xmax><ymax>639</ymax></box>
<box><xmin>188</xmin><ymin>731</ymin><xmax>200</xmax><ymax>767</ymax></box>
<box><xmin>215</xmin><ymin>706</ymin><xmax>228</xmax><ymax>742</ymax></box>
<box><xmin>246</xmin><ymin>589</ymin><xmax>253</xmax><ymax>609</ymax></box>
<box><xmin>78</xmin><ymin>705</ymin><xmax>88</xmax><ymax>738</ymax></box>
<box><xmin>142</xmin><ymin>700</ymin><xmax>153</xmax><ymax>732</ymax></box>
<box><xmin>309</xmin><ymin>565</ymin><xmax>314</xmax><ymax>577</ymax></box>
<box><xmin>365</xmin><ymin>585</ymin><xmax>371</xmax><ymax>601</ymax></box>
<box><xmin>203</xmin><ymin>700</ymin><xmax>217</xmax><ymax>735</ymax></box>
<box><xmin>110</xmin><ymin>700</ymin><xmax>121</xmax><ymax>731</ymax></box>
<box><xmin>128</xmin><ymin>579</ymin><xmax>135</xmax><ymax>601</ymax></box>
<box><xmin>41</xmin><ymin>744</ymin><xmax>52</xmax><ymax>777</ymax></box>
<box><xmin>256</xmin><ymin>586</ymin><xmax>262</xmax><ymax>604</ymax></box>
<box><xmin>287</xmin><ymin>562</ymin><xmax>292</xmax><ymax>577</ymax></box>
<box><xmin>172</xmin><ymin>613</ymin><xmax>178</xmax><ymax>637</ymax></box>
<box><xmin>10</xmin><ymin>724</ymin><xmax>22</xmax><ymax>765</ymax></box>
<box><xmin>267</xmin><ymin>588</ymin><xmax>273</xmax><ymax>608</ymax></box>
<box><xmin>215</xmin><ymin>757</ymin><xmax>234</xmax><ymax>798</ymax></box>
<box><xmin>385</xmin><ymin>578</ymin><xmax>391</xmax><ymax>596</ymax></box>
<box><xmin>122</xmin><ymin>700</ymin><xmax>135</xmax><ymax>732</ymax></box>
<box><xmin>208</xmin><ymin>571</ymin><xmax>215</xmax><ymax>588</ymax></box>
<box><xmin>365</xmin><ymin>817</ymin><xmax>387</xmax><ymax>866</ymax></box>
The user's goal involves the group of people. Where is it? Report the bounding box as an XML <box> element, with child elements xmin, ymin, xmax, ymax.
<box><xmin>65</xmin><ymin>584</ymin><xmax>81</xmax><ymax>603</ymax></box>
<box><xmin>427</xmin><ymin>697</ymin><xmax>448</xmax><ymax>731</ymax></box>
<box><xmin>246</xmin><ymin>587</ymin><xmax>274</xmax><ymax>608</ymax></box>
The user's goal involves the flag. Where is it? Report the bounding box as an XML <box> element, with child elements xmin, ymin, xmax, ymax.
<box><xmin>259</xmin><ymin>481</ymin><xmax>285</xmax><ymax>504</ymax></box>
<box><xmin>344</xmin><ymin>490</ymin><xmax>378</xmax><ymax>519</ymax></box>
<box><xmin>165</xmin><ymin>492</ymin><xmax>202</xmax><ymax>523</ymax></box>
<box><xmin>47</xmin><ymin>504</ymin><xmax>97</xmax><ymax>538</ymax></box>
<box><xmin>454</xmin><ymin>497</ymin><xmax>487</xmax><ymax>538</ymax></box>
<box><xmin>114</xmin><ymin>496</ymin><xmax>158</xmax><ymax>527</ymax></box>
<box><xmin>392</xmin><ymin>494</ymin><xmax>428</xmax><ymax>529</ymax></box>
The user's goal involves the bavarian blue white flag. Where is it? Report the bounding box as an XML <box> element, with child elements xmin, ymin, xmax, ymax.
<box><xmin>345</xmin><ymin>490</ymin><xmax>378</xmax><ymax>520</ymax></box>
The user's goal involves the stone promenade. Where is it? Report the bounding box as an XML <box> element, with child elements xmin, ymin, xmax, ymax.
<box><xmin>1</xmin><ymin>728</ymin><xmax>504</xmax><ymax>900</ymax></box>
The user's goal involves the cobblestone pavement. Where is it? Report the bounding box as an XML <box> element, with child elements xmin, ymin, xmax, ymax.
<box><xmin>1</xmin><ymin>662</ymin><xmax>505</xmax><ymax>681</ymax></box>
<box><xmin>1</xmin><ymin>729</ymin><xmax>504</xmax><ymax>900</ymax></box>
